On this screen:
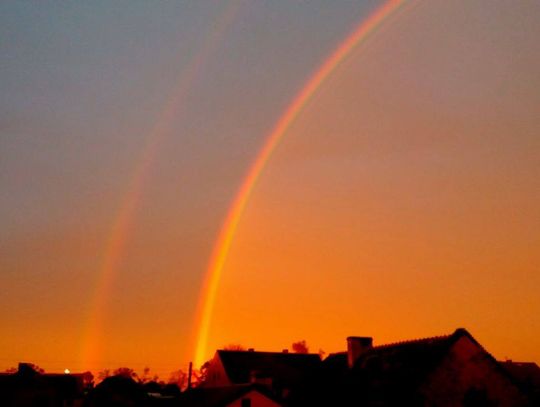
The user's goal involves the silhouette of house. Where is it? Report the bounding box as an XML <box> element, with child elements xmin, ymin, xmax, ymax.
<box><xmin>0</xmin><ymin>363</ymin><xmax>86</xmax><ymax>407</ymax></box>
<box><xmin>202</xmin><ymin>349</ymin><xmax>321</xmax><ymax>401</ymax></box>
<box><xmin>500</xmin><ymin>360</ymin><xmax>540</xmax><ymax>405</ymax></box>
<box><xmin>181</xmin><ymin>383</ymin><xmax>282</xmax><ymax>407</ymax></box>
<box><xmin>296</xmin><ymin>328</ymin><xmax>530</xmax><ymax>406</ymax></box>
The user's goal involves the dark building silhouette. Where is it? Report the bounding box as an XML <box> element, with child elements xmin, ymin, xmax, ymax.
<box><xmin>3</xmin><ymin>328</ymin><xmax>538</xmax><ymax>406</ymax></box>
<box><xmin>202</xmin><ymin>348</ymin><xmax>322</xmax><ymax>403</ymax></box>
<box><xmin>181</xmin><ymin>383</ymin><xmax>282</xmax><ymax>407</ymax></box>
<box><xmin>296</xmin><ymin>328</ymin><xmax>530</xmax><ymax>406</ymax></box>
<box><xmin>500</xmin><ymin>360</ymin><xmax>540</xmax><ymax>405</ymax></box>
<box><xmin>84</xmin><ymin>375</ymin><xmax>146</xmax><ymax>407</ymax></box>
<box><xmin>0</xmin><ymin>363</ymin><xmax>86</xmax><ymax>407</ymax></box>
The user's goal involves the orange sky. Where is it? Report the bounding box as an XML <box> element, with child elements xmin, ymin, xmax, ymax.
<box><xmin>208</xmin><ymin>0</ymin><xmax>540</xmax><ymax>364</ymax></box>
<box><xmin>1</xmin><ymin>0</ymin><xmax>539</xmax><ymax>377</ymax></box>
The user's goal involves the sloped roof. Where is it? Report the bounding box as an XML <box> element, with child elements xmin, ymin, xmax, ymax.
<box><xmin>293</xmin><ymin>331</ymin><xmax>471</xmax><ymax>405</ymax></box>
<box><xmin>500</xmin><ymin>361</ymin><xmax>540</xmax><ymax>387</ymax></box>
<box><xmin>353</xmin><ymin>328</ymin><xmax>483</xmax><ymax>381</ymax></box>
<box><xmin>320</xmin><ymin>329</ymin><xmax>472</xmax><ymax>378</ymax></box>
<box><xmin>500</xmin><ymin>360</ymin><xmax>540</xmax><ymax>400</ymax></box>
<box><xmin>343</xmin><ymin>328</ymin><xmax>509</xmax><ymax>405</ymax></box>
<box><xmin>322</xmin><ymin>352</ymin><xmax>347</xmax><ymax>371</ymax></box>
<box><xmin>181</xmin><ymin>384</ymin><xmax>281</xmax><ymax>407</ymax></box>
<box><xmin>217</xmin><ymin>350</ymin><xmax>321</xmax><ymax>386</ymax></box>
<box><xmin>294</xmin><ymin>330</ymin><xmax>517</xmax><ymax>405</ymax></box>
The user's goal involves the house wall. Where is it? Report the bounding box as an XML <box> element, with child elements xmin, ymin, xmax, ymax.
<box><xmin>422</xmin><ymin>336</ymin><xmax>528</xmax><ymax>407</ymax></box>
<box><xmin>226</xmin><ymin>390</ymin><xmax>281</xmax><ymax>407</ymax></box>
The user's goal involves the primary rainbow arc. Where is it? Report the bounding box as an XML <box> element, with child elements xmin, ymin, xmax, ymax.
<box><xmin>193</xmin><ymin>0</ymin><xmax>410</xmax><ymax>367</ymax></box>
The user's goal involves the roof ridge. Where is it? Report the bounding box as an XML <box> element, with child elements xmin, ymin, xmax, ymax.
<box><xmin>218</xmin><ymin>349</ymin><xmax>319</xmax><ymax>356</ymax></box>
<box><xmin>373</xmin><ymin>333</ymin><xmax>452</xmax><ymax>350</ymax></box>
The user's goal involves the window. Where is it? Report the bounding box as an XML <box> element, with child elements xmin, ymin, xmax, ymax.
<box><xmin>241</xmin><ymin>398</ymin><xmax>251</xmax><ymax>407</ymax></box>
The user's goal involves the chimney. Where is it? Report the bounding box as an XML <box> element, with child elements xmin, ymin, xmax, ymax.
<box><xmin>347</xmin><ymin>336</ymin><xmax>373</xmax><ymax>368</ymax></box>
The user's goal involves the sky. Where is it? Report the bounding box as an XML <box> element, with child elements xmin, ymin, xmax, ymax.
<box><xmin>1</xmin><ymin>0</ymin><xmax>539</xmax><ymax>377</ymax></box>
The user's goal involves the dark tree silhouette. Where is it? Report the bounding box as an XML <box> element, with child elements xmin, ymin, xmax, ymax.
<box><xmin>97</xmin><ymin>369</ymin><xmax>111</xmax><ymax>382</ymax></box>
<box><xmin>292</xmin><ymin>340</ymin><xmax>309</xmax><ymax>354</ymax></box>
<box><xmin>113</xmin><ymin>367</ymin><xmax>139</xmax><ymax>381</ymax></box>
<box><xmin>192</xmin><ymin>361</ymin><xmax>211</xmax><ymax>387</ymax></box>
<box><xmin>224</xmin><ymin>344</ymin><xmax>246</xmax><ymax>351</ymax></box>
<box><xmin>81</xmin><ymin>371</ymin><xmax>95</xmax><ymax>389</ymax></box>
<box><xmin>13</xmin><ymin>363</ymin><xmax>45</xmax><ymax>374</ymax></box>
<box><xmin>138</xmin><ymin>366</ymin><xmax>159</xmax><ymax>384</ymax></box>
<box><xmin>168</xmin><ymin>369</ymin><xmax>187</xmax><ymax>389</ymax></box>
<box><xmin>85</xmin><ymin>375</ymin><xmax>146</xmax><ymax>407</ymax></box>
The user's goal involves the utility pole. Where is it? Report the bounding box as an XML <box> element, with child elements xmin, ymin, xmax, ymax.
<box><xmin>187</xmin><ymin>361</ymin><xmax>193</xmax><ymax>390</ymax></box>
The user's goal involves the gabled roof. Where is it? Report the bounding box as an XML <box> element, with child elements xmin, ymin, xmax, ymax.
<box><xmin>181</xmin><ymin>384</ymin><xmax>281</xmax><ymax>407</ymax></box>
<box><xmin>217</xmin><ymin>350</ymin><xmax>321</xmax><ymax>386</ymax></box>
<box><xmin>341</xmin><ymin>328</ymin><xmax>517</xmax><ymax>405</ymax></box>
<box><xmin>294</xmin><ymin>329</ymin><xmax>520</xmax><ymax>405</ymax></box>
<box><xmin>353</xmin><ymin>328</ymin><xmax>482</xmax><ymax>383</ymax></box>
<box><xmin>321</xmin><ymin>329</ymin><xmax>476</xmax><ymax>377</ymax></box>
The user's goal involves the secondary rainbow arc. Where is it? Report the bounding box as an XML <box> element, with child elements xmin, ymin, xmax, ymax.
<box><xmin>80</xmin><ymin>0</ymin><xmax>244</xmax><ymax>369</ymax></box>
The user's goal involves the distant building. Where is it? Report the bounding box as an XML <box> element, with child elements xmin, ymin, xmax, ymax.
<box><xmin>181</xmin><ymin>383</ymin><xmax>282</xmax><ymax>407</ymax></box>
<box><xmin>500</xmin><ymin>360</ymin><xmax>540</xmax><ymax>405</ymax></box>
<box><xmin>84</xmin><ymin>375</ymin><xmax>146</xmax><ymax>407</ymax></box>
<box><xmin>0</xmin><ymin>363</ymin><xmax>87</xmax><ymax>407</ymax></box>
<box><xmin>300</xmin><ymin>328</ymin><xmax>530</xmax><ymax>406</ymax></box>
<box><xmin>202</xmin><ymin>348</ymin><xmax>321</xmax><ymax>402</ymax></box>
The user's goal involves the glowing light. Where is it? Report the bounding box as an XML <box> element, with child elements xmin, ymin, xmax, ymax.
<box><xmin>64</xmin><ymin>368</ymin><xmax>70</xmax><ymax>374</ymax></box>
<box><xmin>193</xmin><ymin>0</ymin><xmax>410</xmax><ymax>367</ymax></box>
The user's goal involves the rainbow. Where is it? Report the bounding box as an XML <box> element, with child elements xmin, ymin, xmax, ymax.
<box><xmin>80</xmin><ymin>0</ymin><xmax>244</xmax><ymax>369</ymax></box>
<box><xmin>193</xmin><ymin>0</ymin><xmax>410</xmax><ymax>366</ymax></box>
